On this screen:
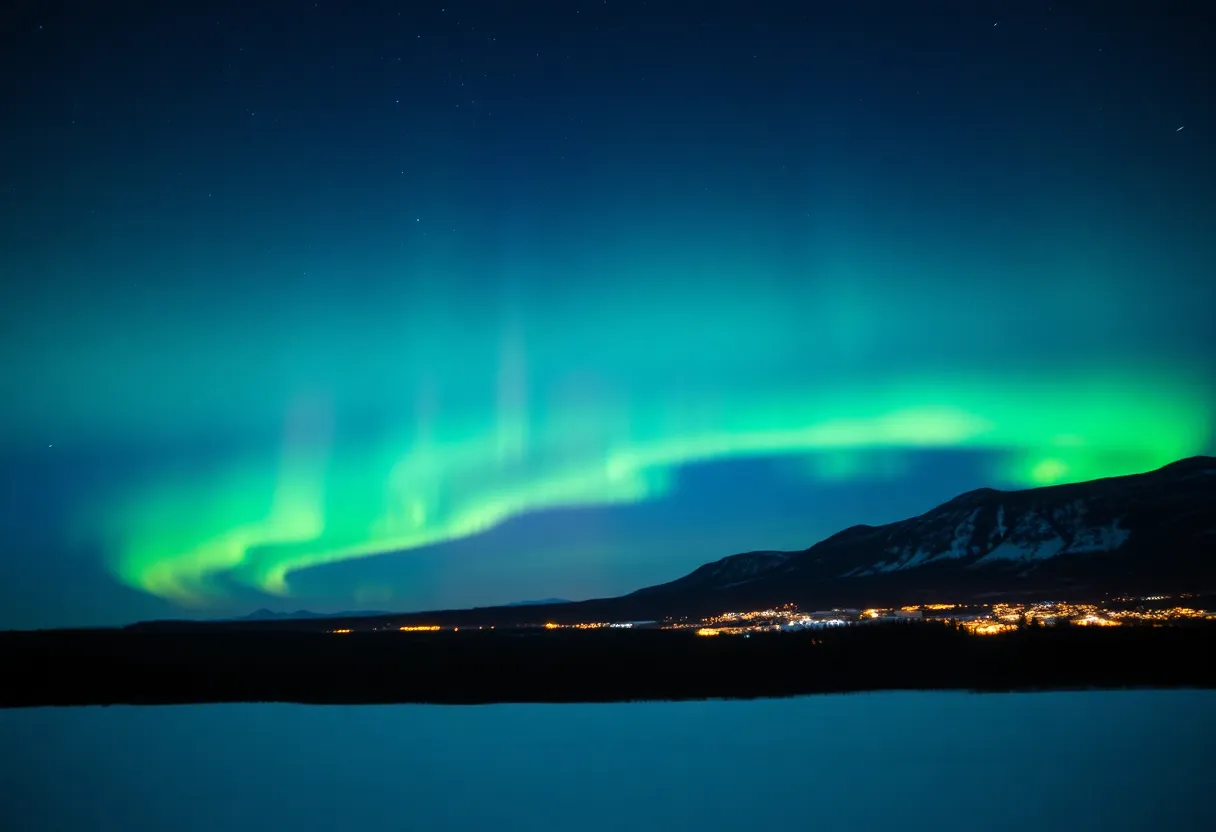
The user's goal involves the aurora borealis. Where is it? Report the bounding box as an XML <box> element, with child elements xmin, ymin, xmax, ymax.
<box><xmin>1</xmin><ymin>1</ymin><xmax>1213</xmax><ymax>628</ymax></box>
<box><xmin>95</xmin><ymin>372</ymin><xmax>1211</xmax><ymax>608</ymax></box>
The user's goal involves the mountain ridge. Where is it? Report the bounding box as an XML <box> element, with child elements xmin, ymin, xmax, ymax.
<box><xmin>227</xmin><ymin>609</ymin><xmax>393</xmax><ymax>622</ymax></box>
<box><xmin>625</xmin><ymin>455</ymin><xmax>1216</xmax><ymax>613</ymax></box>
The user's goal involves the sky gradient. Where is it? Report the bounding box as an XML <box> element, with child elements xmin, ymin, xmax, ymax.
<box><xmin>1</xmin><ymin>1</ymin><xmax>1213</xmax><ymax>628</ymax></box>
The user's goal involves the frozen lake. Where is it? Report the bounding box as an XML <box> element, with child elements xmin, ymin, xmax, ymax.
<box><xmin>2</xmin><ymin>690</ymin><xmax>1212</xmax><ymax>831</ymax></box>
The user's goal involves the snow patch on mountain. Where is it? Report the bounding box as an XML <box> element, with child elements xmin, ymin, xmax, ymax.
<box><xmin>899</xmin><ymin>547</ymin><xmax>934</xmax><ymax>569</ymax></box>
<box><xmin>972</xmin><ymin>536</ymin><xmax>1067</xmax><ymax>566</ymax></box>
<box><xmin>1011</xmin><ymin>511</ymin><xmax>1058</xmax><ymax>541</ymax></box>
<box><xmin>1068</xmin><ymin>520</ymin><xmax>1131</xmax><ymax>553</ymax></box>
<box><xmin>1050</xmin><ymin>499</ymin><xmax>1090</xmax><ymax>531</ymax></box>
<box><xmin>935</xmin><ymin>507</ymin><xmax>981</xmax><ymax>561</ymax></box>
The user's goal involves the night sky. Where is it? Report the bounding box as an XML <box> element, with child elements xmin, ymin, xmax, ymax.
<box><xmin>1</xmin><ymin>1</ymin><xmax>1213</xmax><ymax>629</ymax></box>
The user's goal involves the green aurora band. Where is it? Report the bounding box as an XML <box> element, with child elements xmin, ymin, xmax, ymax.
<box><xmin>98</xmin><ymin>366</ymin><xmax>1211</xmax><ymax>606</ymax></box>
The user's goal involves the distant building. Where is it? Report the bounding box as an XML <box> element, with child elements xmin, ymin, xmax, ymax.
<box><xmin>802</xmin><ymin>613</ymin><xmax>851</xmax><ymax>628</ymax></box>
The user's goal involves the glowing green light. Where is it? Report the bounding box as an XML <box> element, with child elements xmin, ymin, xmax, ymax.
<box><xmin>1029</xmin><ymin>458</ymin><xmax>1070</xmax><ymax>485</ymax></box>
<box><xmin>95</xmin><ymin>365</ymin><xmax>1212</xmax><ymax>606</ymax></box>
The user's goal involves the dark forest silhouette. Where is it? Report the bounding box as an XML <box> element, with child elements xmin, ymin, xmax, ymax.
<box><xmin>3</xmin><ymin>620</ymin><xmax>1214</xmax><ymax>707</ymax></box>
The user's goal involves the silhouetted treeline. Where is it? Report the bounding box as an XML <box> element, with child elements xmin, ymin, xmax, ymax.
<box><xmin>2</xmin><ymin>621</ymin><xmax>1214</xmax><ymax>708</ymax></box>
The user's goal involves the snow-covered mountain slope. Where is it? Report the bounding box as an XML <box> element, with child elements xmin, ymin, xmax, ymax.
<box><xmin>632</xmin><ymin>456</ymin><xmax>1216</xmax><ymax>609</ymax></box>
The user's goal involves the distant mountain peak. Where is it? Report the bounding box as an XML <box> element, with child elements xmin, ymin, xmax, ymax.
<box><xmin>942</xmin><ymin>486</ymin><xmax>1002</xmax><ymax>505</ymax></box>
<box><xmin>1156</xmin><ymin>455</ymin><xmax>1216</xmax><ymax>473</ymax></box>
<box><xmin>505</xmin><ymin>598</ymin><xmax>571</xmax><ymax>607</ymax></box>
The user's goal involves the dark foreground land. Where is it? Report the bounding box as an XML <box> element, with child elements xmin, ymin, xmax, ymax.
<box><xmin>3</xmin><ymin>621</ymin><xmax>1215</xmax><ymax>708</ymax></box>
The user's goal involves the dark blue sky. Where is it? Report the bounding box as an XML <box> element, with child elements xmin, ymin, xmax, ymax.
<box><xmin>1</xmin><ymin>0</ymin><xmax>1213</xmax><ymax>628</ymax></box>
